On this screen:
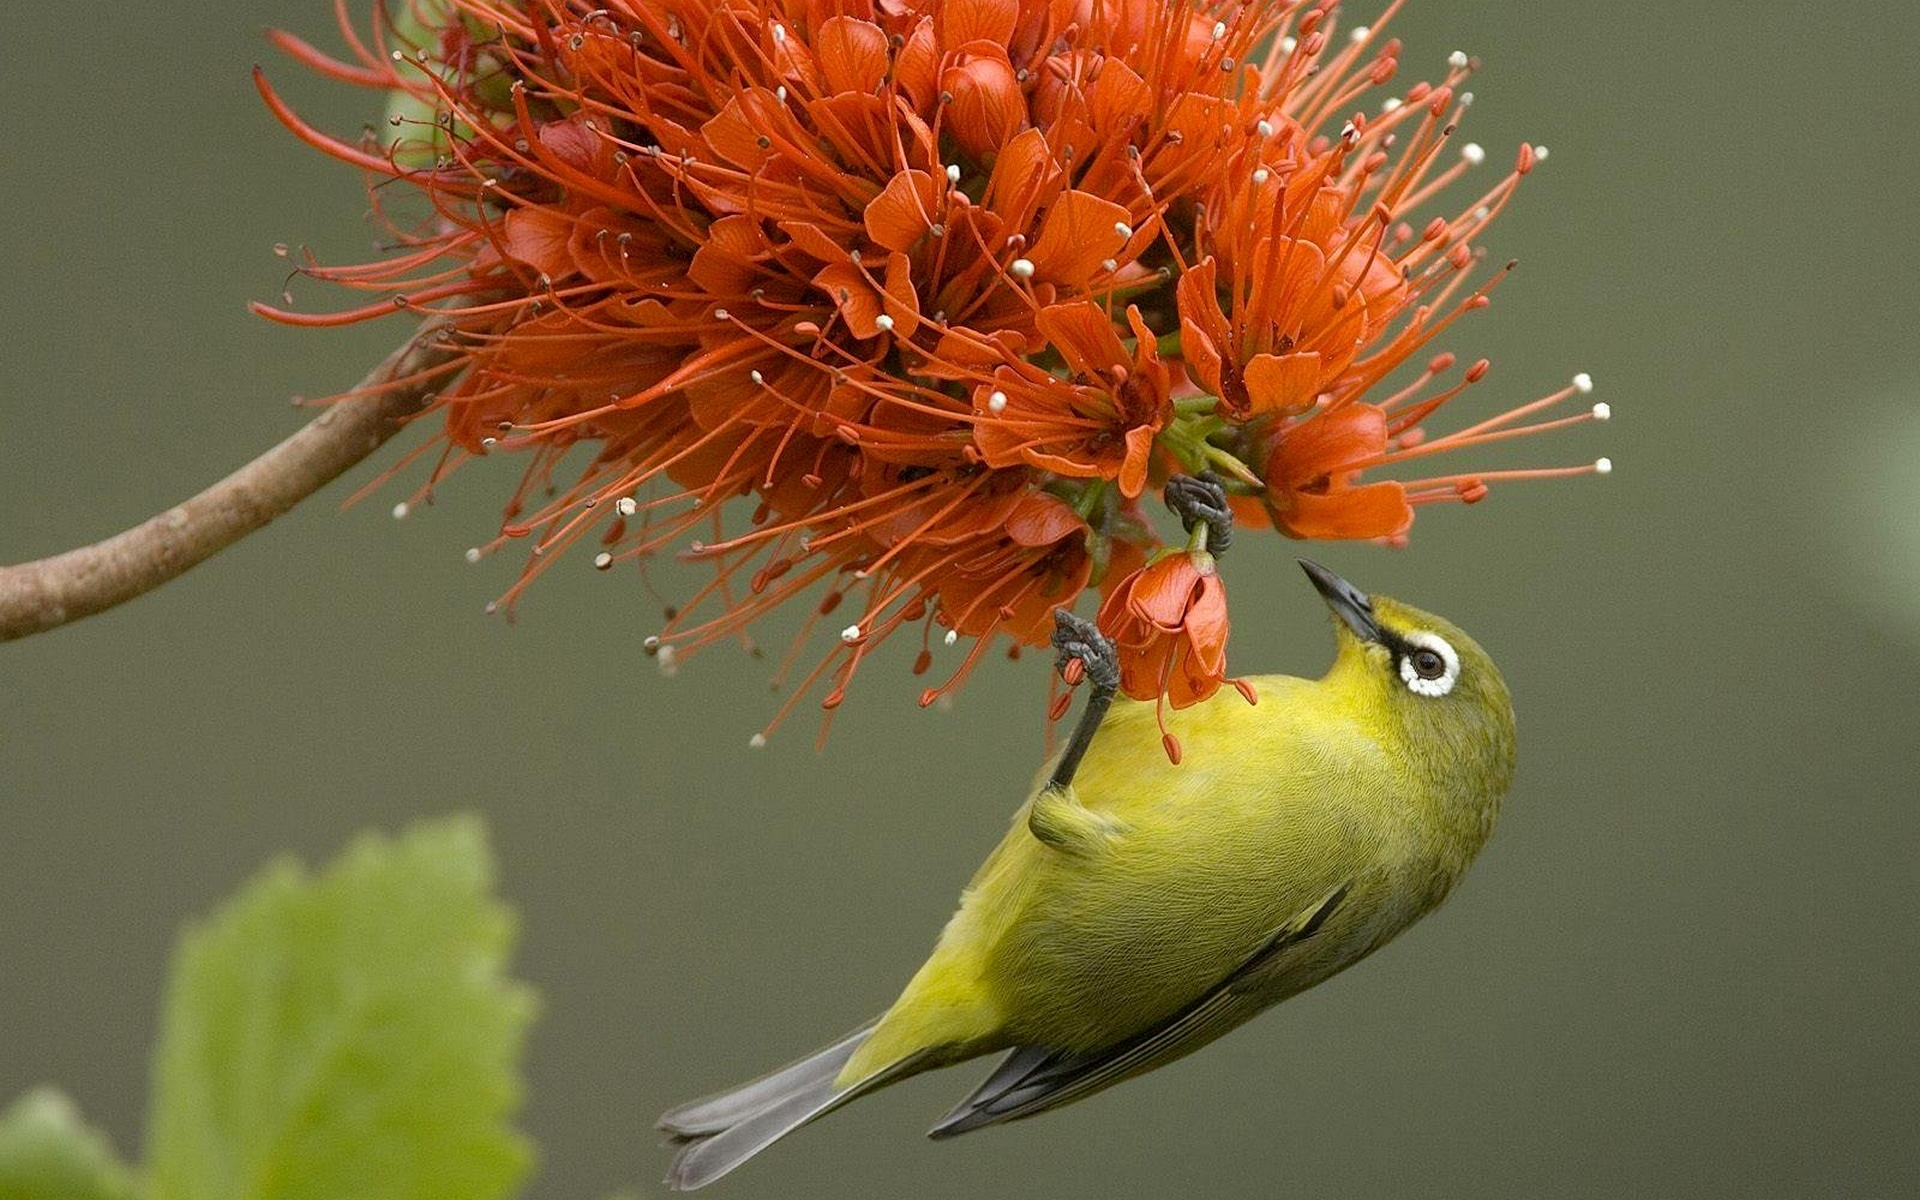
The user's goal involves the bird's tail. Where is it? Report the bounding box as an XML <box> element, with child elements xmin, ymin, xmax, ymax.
<box><xmin>658</xmin><ymin>1020</ymin><xmax>913</xmax><ymax>1191</ymax></box>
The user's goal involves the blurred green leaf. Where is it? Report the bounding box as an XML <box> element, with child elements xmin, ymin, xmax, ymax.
<box><xmin>0</xmin><ymin>1089</ymin><xmax>135</xmax><ymax>1200</ymax></box>
<box><xmin>145</xmin><ymin>817</ymin><xmax>537</xmax><ymax>1200</ymax></box>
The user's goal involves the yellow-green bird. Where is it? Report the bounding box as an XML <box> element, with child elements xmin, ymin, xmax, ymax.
<box><xmin>661</xmin><ymin>556</ymin><xmax>1516</xmax><ymax>1190</ymax></box>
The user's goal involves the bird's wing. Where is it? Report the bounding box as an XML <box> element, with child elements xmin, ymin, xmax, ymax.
<box><xmin>926</xmin><ymin>881</ymin><xmax>1351</xmax><ymax>1139</ymax></box>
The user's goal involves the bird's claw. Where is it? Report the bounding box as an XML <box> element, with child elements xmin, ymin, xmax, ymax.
<box><xmin>1164</xmin><ymin>471</ymin><xmax>1233</xmax><ymax>556</ymax></box>
<box><xmin>1051</xmin><ymin>609</ymin><xmax>1120</xmax><ymax>694</ymax></box>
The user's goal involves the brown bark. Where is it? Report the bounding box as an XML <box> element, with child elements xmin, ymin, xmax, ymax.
<box><xmin>0</xmin><ymin>319</ymin><xmax>459</xmax><ymax>642</ymax></box>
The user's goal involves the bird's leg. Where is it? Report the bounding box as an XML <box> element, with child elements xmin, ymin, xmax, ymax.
<box><xmin>1047</xmin><ymin>608</ymin><xmax>1119</xmax><ymax>792</ymax></box>
<box><xmin>1164</xmin><ymin>471</ymin><xmax>1233</xmax><ymax>556</ymax></box>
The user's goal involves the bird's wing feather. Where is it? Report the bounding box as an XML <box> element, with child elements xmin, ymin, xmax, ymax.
<box><xmin>926</xmin><ymin>881</ymin><xmax>1351</xmax><ymax>1139</ymax></box>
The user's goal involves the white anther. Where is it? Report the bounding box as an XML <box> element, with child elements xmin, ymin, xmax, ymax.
<box><xmin>944</xmin><ymin>629</ymin><xmax>959</xmax><ymax>646</ymax></box>
<box><xmin>775</xmin><ymin>86</ymin><xmax>788</xmax><ymax>101</ymax></box>
<box><xmin>1256</xmin><ymin>119</ymin><xmax>1275</xmax><ymax>138</ymax></box>
<box><xmin>643</xmin><ymin>635</ymin><xmax>661</xmax><ymax>651</ymax></box>
<box><xmin>987</xmin><ymin>390</ymin><xmax>1008</xmax><ymax>414</ymax></box>
<box><xmin>593</xmin><ymin>552</ymin><xmax>614</xmax><ymax>570</ymax></box>
<box><xmin>1473</xmin><ymin>205</ymin><xmax>1490</xmax><ymax>221</ymax></box>
<box><xmin>1458</xmin><ymin>91</ymin><xmax>1475</xmax><ymax>108</ymax></box>
<box><xmin>391</xmin><ymin>502</ymin><xmax>410</xmax><ymax>520</ymax></box>
<box><xmin>1009</xmin><ymin>257</ymin><xmax>1035</xmax><ymax>279</ymax></box>
<box><xmin>1280</xmin><ymin>36</ymin><xmax>1298</xmax><ymax>54</ymax></box>
<box><xmin>1448</xmin><ymin>50</ymin><xmax>1470</xmax><ymax>69</ymax></box>
<box><xmin>1381</xmin><ymin>97</ymin><xmax>1402</xmax><ymax>113</ymax></box>
<box><xmin>713</xmin><ymin>307</ymin><xmax>730</xmax><ymax>320</ymax></box>
<box><xmin>1573</xmin><ymin>371</ymin><xmax>1594</xmax><ymax>394</ymax></box>
<box><xmin>1349</xmin><ymin>25</ymin><xmax>1370</xmax><ymax>44</ymax></box>
<box><xmin>1211</xmin><ymin>21</ymin><xmax>1227</xmax><ymax>40</ymax></box>
<box><xmin>616</xmin><ymin>496</ymin><xmax>638</xmax><ymax>517</ymax></box>
<box><xmin>1591</xmin><ymin>402</ymin><xmax>1611</xmax><ymax>421</ymax></box>
<box><xmin>464</xmin><ymin>547</ymin><xmax>483</xmax><ymax>564</ymax></box>
<box><xmin>1533</xmin><ymin>144</ymin><xmax>1550</xmax><ymax>161</ymax></box>
<box><xmin>1462</xmin><ymin>142</ymin><xmax>1486</xmax><ymax>166</ymax></box>
<box><xmin>1252</xmin><ymin>168</ymin><xmax>1271</xmax><ymax>185</ymax></box>
<box><xmin>749</xmin><ymin>733</ymin><xmax>768</xmax><ymax>749</ymax></box>
<box><xmin>874</xmin><ymin>313</ymin><xmax>895</xmax><ymax>332</ymax></box>
<box><xmin>1100</xmin><ymin>258</ymin><xmax>1118</xmax><ymax>272</ymax></box>
<box><xmin>1594</xmin><ymin>457</ymin><xmax>1613</xmax><ymax>475</ymax></box>
<box><xmin>841</xmin><ymin>623</ymin><xmax>863</xmax><ymax>644</ymax></box>
<box><xmin>771</xmin><ymin>22</ymin><xmax>786</xmax><ymax>43</ymax></box>
<box><xmin>656</xmin><ymin>643</ymin><xmax>678</xmax><ymax>675</ymax></box>
<box><xmin>1341</xmin><ymin>121</ymin><xmax>1360</xmax><ymax>144</ymax></box>
<box><xmin>1113</xmin><ymin>221</ymin><xmax>1133</xmax><ymax>240</ymax></box>
<box><xmin>947</xmin><ymin>163</ymin><xmax>961</xmax><ymax>184</ymax></box>
<box><xmin>481</xmin><ymin>436</ymin><xmax>498</xmax><ymax>449</ymax></box>
<box><xmin>750</xmin><ymin>369</ymin><xmax>765</xmax><ymax>384</ymax></box>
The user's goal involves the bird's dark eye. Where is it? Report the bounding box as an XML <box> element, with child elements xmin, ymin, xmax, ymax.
<box><xmin>1410</xmin><ymin>648</ymin><xmax>1447</xmax><ymax>680</ymax></box>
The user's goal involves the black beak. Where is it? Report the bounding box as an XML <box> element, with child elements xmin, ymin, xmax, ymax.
<box><xmin>1299</xmin><ymin>560</ymin><xmax>1384</xmax><ymax>642</ymax></box>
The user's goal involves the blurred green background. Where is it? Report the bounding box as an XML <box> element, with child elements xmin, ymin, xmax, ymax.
<box><xmin>4</xmin><ymin>1</ymin><xmax>1917</xmax><ymax>1197</ymax></box>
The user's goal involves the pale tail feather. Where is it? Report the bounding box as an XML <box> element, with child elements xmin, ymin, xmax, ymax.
<box><xmin>661</xmin><ymin>1020</ymin><xmax>917</xmax><ymax>1191</ymax></box>
<box><xmin>658</xmin><ymin>1020</ymin><xmax>877</xmax><ymax>1140</ymax></box>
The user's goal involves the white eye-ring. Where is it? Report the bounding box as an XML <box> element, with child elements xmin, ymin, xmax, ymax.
<box><xmin>1398</xmin><ymin>631</ymin><xmax>1460</xmax><ymax>697</ymax></box>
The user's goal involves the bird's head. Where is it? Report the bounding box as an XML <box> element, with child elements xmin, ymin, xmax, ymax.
<box><xmin>1299</xmin><ymin>560</ymin><xmax>1516</xmax><ymax>796</ymax></box>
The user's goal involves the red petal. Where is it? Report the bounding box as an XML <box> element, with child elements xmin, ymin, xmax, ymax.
<box><xmin>1267</xmin><ymin>405</ymin><xmax>1390</xmax><ymax>490</ymax></box>
<box><xmin>1175</xmin><ymin>260</ymin><xmax>1229</xmax><ymax>396</ymax></box>
<box><xmin>1183</xmin><ymin>574</ymin><xmax>1230</xmax><ymax>673</ymax></box>
<box><xmin>686</xmin><ymin>213</ymin><xmax>762</xmax><ymax>296</ymax></box>
<box><xmin>1130</xmin><ymin>556</ymin><xmax>1203</xmax><ymax>629</ymax></box>
<box><xmin>1258</xmin><ymin>237</ymin><xmax>1328</xmax><ymax>335</ymax></box>
<box><xmin>937</xmin><ymin>0</ymin><xmax>1019</xmax><ymax>50</ymax></box>
<box><xmin>537</xmin><ymin>119</ymin><xmax>612</xmax><ymax>176</ymax></box>
<box><xmin>881</xmin><ymin>251</ymin><xmax>922</xmax><ymax>338</ymax></box>
<box><xmin>983</xmin><ymin>129</ymin><xmax>1065</xmax><ymax>232</ymax></box>
<box><xmin>864</xmin><ymin>169</ymin><xmax>942</xmax><ymax>252</ymax></box>
<box><xmin>891</xmin><ymin>18</ymin><xmax>939</xmax><ymax>110</ymax></box>
<box><xmin>1036</xmin><ymin>302</ymin><xmax>1128</xmax><ymax>378</ymax></box>
<box><xmin>500</xmin><ymin>207</ymin><xmax>576</xmax><ymax>280</ymax></box>
<box><xmin>1086</xmin><ymin>60</ymin><xmax>1149</xmax><ymax>129</ymax></box>
<box><xmin>1028</xmin><ymin>190</ymin><xmax>1131</xmax><ymax>287</ymax></box>
<box><xmin>1004</xmin><ymin>490</ymin><xmax>1086</xmax><ymax>547</ymax></box>
<box><xmin>1118</xmin><ymin>425</ymin><xmax>1155</xmax><ymax>498</ymax></box>
<box><xmin>942</xmin><ymin>48</ymin><xmax>1024</xmax><ymax>161</ymax></box>
<box><xmin>1124</xmin><ymin>305</ymin><xmax>1163</xmax><ymax>369</ymax></box>
<box><xmin>1276</xmin><ymin>481</ymin><xmax>1414</xmax><ymax>540</ymax></box>
<box><xmin>701</xmin><ymin>89</ymin><xmax>786</xmax><ymax>172</ymax></box>
<box><xmin>816</xmin><ymin>16</ymin><xmax>890</xmax><ymax>97</ymax></box>
<box><xmin>1242</xmin><ymin>351</ymin><xmax>1324</xmax><ymax>418</ymax></box>
<box><xmin>777</xmin><ymin>220</ymin><xmax>848</xmax><ymax>264</ymax></box>
<box><xmin>813</xmin><ymin>261</ymin><xmax>884</xmax><ymax>337</ymax></box>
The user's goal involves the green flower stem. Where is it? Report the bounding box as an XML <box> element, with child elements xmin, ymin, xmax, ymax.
<box><xmin>1201</xmin><ymin>444</ymin><xmax>1264</xmax><ymax>489</ymax></box>
<box><xmin>1069</xmin><ymin>479</ymin><xmax>1111</xmax><ymax>521</ymax></box>
<box><xmin>1186</xmin><ymin>520</ymin><xmax>1212</xmax><ymax>556</ymax></box>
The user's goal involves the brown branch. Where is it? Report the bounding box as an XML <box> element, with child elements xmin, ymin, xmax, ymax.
<box><xmin>0</xmin><ymin>317</ymin><xmax>460</xmax><ymax>642</ymax></box>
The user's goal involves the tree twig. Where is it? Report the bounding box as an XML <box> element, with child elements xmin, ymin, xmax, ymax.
<box><xmin>0</xmin><ymin>318</ymin><xmax>460</xmax><ymax>642</ymax></box>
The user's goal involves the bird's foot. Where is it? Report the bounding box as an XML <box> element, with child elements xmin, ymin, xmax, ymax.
<box><xmin>1165</xmin><ymin>471</ymin><xmax>1233</xmax><ymax>556</ymax></box>
<box><xmin>1051</xmin><ymin>609</ymin><xmax>1119</xmax><ymax>695</ymax></box>
<box><xmin>1047</xmin><ymin>609</ymin><xmax>1120</xmax><ymax>792</ymax></box>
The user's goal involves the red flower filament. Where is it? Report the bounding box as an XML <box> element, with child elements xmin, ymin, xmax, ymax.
<box><xmin>260</xmin><ymin>0</ymin><xmax>1608</xmax><ymax>739</ymax></box>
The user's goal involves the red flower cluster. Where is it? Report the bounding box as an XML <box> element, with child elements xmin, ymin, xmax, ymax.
<box><xmin>263</xmin><ymin>0</ymin><xmax>1606</xmax><ymax>738</ymax></box>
